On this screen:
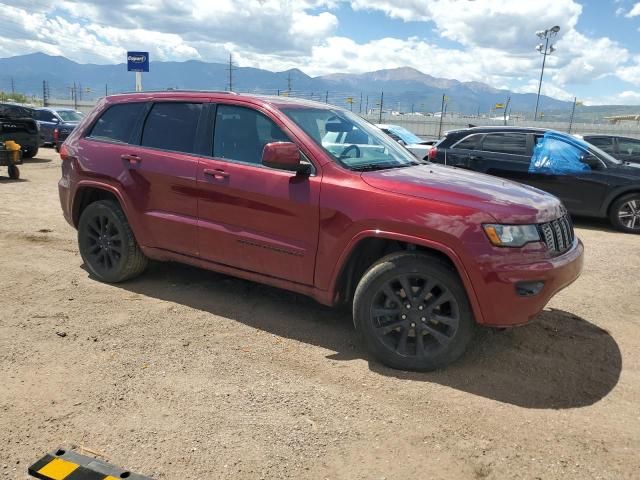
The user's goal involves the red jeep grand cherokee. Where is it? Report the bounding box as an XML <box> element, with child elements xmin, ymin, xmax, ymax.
<box><xmin>59</xmin><ymin>92</ymin><xmax>584</xmax><ymax>371</ymax></box>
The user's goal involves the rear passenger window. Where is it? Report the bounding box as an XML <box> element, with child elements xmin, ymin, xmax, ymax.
<box><xmin>587</xmin><ymin>137</ymin><xmax>614</xmax><ymax>153</ymax></box>
<box><xmin>141</xmin><ymin>102</ymin><xmax>203</xmax><ymax>154</ymax></box>
<box><xmin>482</xmin><ymin>133</ymin><xmax>527</xmax><ymax>155</ymax></box>
<box><xmin>453</xmin><ymin>135</ymin><xmax>479</xmax><ymax>150</ymax></box>
<box><xmin>213</xmin><ymin>105</ymin><xmax>290</xmax><ymax>164</ymax></box>
<box><xmin>89</xmin><ymin>103</ymin><xmax>145</xmax><ymax>144</ymax></box>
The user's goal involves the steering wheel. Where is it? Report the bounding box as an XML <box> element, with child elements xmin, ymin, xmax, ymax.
<box><xmin>340</xmin><ymin>144</ymin><xmax>361</xmax><ymax>159</ymax></box>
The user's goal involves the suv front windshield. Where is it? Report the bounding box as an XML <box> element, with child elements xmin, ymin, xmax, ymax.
<box><xmin>57</xmin><ymin>110</ymin><xmax>84</xmax><ymax>122</ymax></box>
<box><xmin>385</xmin><ymin>125</ymin><xmax>423</xmax><ymax>145</ymax></box>
<box><xmin>282</xmin><ymin>107</ymin><xmax>421</xmax><ymax>171</ymax></box>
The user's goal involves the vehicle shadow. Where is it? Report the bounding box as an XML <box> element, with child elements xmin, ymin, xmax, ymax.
<box><xmin>0</xmin><ymin>176</ymin><xmax>28</xmax><ymax>183</ymax></box>
<box><xmin>24</xmin><ymin>157</ymin><xmax>53</xmax><ymax>164</ymax></box>
<box><xmin>108</xmin><ymin>261</ymin><xmax>622</xmax><ymax>410</ymax></box>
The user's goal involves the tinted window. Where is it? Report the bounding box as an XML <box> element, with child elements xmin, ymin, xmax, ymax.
<box><xmin>36</xmin><ymin>111</ymin><xmax>53</xmax><ymax>122</ymax></box>
<box><xmin>587</xmin><ymin>137</ymin><xmax>614</xmax><ymax>153</ymax></box>
<box><xmin>453</xmin><ymin>135</ymin><xmax>480</xmax><ymax>150</ymax></box>
<box><xmin>482</xmin><ymin>133</ymin><xmax>527</xmax><ymax>155</ymax></box>
<box><xmin>141</xmin><ymin>102</ymin><xmax>203</xmax><ymax>154</ymax></box>
<box><xmin>214</xmin><ymin>105</ymin><xmax>290</xmax><ymax>164</ymax></box>
<box><xmin>617</xmin><ymin>138</ymin><xmax>640</xmax><ymax>155</ymax></box>
<box><xmin>89</xmin><ymin>103</ymin><xmax>146</xmax><ymax>143</ymax></box>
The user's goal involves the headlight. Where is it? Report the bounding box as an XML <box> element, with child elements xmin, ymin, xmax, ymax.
<box><xmin>483</xmin><ymin>224</ymin><xmax>541</xmax><ymax>247</ymax></box>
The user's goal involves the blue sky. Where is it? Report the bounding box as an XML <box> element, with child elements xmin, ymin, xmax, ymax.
<box><xmin>1</xmin><ymin>0</ymin><xmax>640</xmax><ymax>104</ymax></box>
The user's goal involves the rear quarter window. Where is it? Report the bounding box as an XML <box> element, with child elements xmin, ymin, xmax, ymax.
<box><xmin>88</xmin><ymin>102</ymin><xmax>146</xmax><ymax>144</ymax></box>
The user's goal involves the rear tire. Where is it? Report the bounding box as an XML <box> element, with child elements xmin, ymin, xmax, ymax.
<box><xmin>353</xmin><ymin>252</ymin><xmax>474</xmax><ymax>371</ymax></box>
<box><xmin>78</xmin><ymin>200</ymin><xmax>148</xmax><ymax>282</ymax></box>
<box><xmin>609</xmin><ymin>193</ymin><xmax>640</xmax><ymax>234</ymax></box>
<box><xmin>8</xmin><ymin>165</ymin><xmax>20</xmax><ymax>179</ymax></box>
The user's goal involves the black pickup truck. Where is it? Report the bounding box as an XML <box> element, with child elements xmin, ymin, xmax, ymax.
<box><xmin>0</xmin><ymin>103</ymin><xmax>40</xmax><ymax>158</ymax></box>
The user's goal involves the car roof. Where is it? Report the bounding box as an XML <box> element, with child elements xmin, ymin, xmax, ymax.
<box><xmin>445</xmin><ymin>126</ymin><xmax>550</xmax><ymax>136</ymax></box>
<box><xmin>106</xmin><ymin>91</ymin><xmax>338</xmax><ymax>110</ymax></box>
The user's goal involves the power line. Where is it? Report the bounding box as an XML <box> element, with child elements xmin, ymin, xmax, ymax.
<box><xmin>227</xmin><ymin>54</ymin><xmax>237</xmax><ymax>92</ymax></box>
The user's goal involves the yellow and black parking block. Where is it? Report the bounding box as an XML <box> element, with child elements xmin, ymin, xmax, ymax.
<box><xmin>29</xmin><ymin>448</ymin><xmax>153</xmax><ymax>480</ymax></box>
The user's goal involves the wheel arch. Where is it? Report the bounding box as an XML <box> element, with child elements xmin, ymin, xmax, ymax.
<box><xmin>72</xmin><ymin>182</ymin><xmax>129</xmax><ymax>228</ymax></box>
<box><xmin>329</xmin><ymin>231</ymin><xmax>484</xmax><ymax>324</ymax></box>
<box><xmin>602</xmin><ymin>187</ymin><xmax>640</xmax><ymax>217</ymax></box>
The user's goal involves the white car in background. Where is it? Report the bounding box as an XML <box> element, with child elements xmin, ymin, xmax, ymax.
<box><xmin>375</xmin><ymin>124</ymin><xmax>435</xmax><ymax>160</ymax></box>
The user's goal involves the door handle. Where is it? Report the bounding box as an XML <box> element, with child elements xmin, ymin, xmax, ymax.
<box><xmin>121</xmin><ymin>154</ymin><xmax>142</xmax><ymax>166</ymax></box>
<box><xmin>203</xmin><ymin>168</ymin><xmax>230</xmax><ymax>179</ymax></box>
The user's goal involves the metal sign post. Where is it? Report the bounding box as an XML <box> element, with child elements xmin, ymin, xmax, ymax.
<box><xmin>127</xmin><ymin>51</ymin><xmax>149</xmax><ymax>92</ymax></box>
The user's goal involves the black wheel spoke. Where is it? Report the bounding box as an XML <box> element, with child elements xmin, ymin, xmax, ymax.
<box><xmin>383</xmin><ymin>285</ymin><xmax>404</xmax><ymax>307</ymax></box>
<box><xmin>395</xmin><ymin>327</ymin><xmax>409</xmax><ymax>354</ymax></box>
<box><xmin>432</xmin><ymin>314</ymin><xmax>458</xmax><ymax>326</ymax></box>
<box><xmin>377</xmin><ymin>319</ymin><xmax>405</xmax><ymax>335</ymax></box>
<box><xmin>372</xmin><ymin>306</ymin><xmax>401</xmax><ymax>318</ymax></box>
<box><xmin>415</xmin><ymin>280</ymin><xmax>434</xmax><ymax>303</ymax></box>
<box><xmin>399</xmin><ymin>276</ymin><xmax>413</xmax><ymax>302</ymax></box>
<box><xmin>423</xmin><ymin>324</ymin><xmax>452</xmax><ymax>345</ymax></box>
<box><xmin>415</xmin><ymin>329</ymin><xmax>426</xmax><ymax>357</ymax></box>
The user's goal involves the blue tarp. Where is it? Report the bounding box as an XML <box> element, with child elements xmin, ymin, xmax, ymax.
<box><xmin>529</xmin><ymin>131</ymin><xmax>591</xmax><ymax>174</ymax></box>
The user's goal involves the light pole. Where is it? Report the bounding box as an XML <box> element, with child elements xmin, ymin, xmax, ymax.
<box><xmin>534</xmin><ymin>25</ymin><xmax>560</xmax><ymax>121</ymax></box>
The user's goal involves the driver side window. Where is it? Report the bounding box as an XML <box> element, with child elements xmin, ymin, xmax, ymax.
<box><xmin>213</xmin><ymin>105</ymin><xmax>291</xmax><ymax>165</ymax></box>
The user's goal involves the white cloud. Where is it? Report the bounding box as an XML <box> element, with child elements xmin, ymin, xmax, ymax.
<box><xmin>0</xmin><ymin>0</ymin><xmax>638</xmax><ymax>105</ymax></box>
<box><xmin>587</xmin><ymin>90</ymin><xmax>640</xmax><ymax>106</ymax></box>
<box><xmin>626</xmin><ymin>3</ymin><xmax>640</xmax><ymax>17</ymax></box>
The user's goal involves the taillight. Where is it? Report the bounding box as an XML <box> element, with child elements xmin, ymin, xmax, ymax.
<box><xmin>53</xmin><ymin>128</ymin><xmax>59</xmax><ymax>143</ymax></box>
<box><xmin>59</xmin><ymin>144</ymin><xmax>73</xmax><ymax>162</ymax></box>
<box><xmin>428</xmin><ymin>146</ymin><xmax>438</xmax><ymax>160</ymax></box>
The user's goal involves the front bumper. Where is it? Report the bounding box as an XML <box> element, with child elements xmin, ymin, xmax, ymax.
<box><xmin>473</xmin><ymin>239</ymin><xmax>584</xmax><ymax>327</ymax></box>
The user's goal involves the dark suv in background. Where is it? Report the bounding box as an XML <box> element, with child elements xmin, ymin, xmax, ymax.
<box><xmin>35</xmin><ymin>107</ymin><xmax>85</xmax><ymax>151</ymax></box>
<box><xmin>0</xmin><ymin>103</ymin><xmax>40</xmax><ymax>158</ymax></box>
<box><xmin>430</xmin><ymin>126</ymin><xmax>640</xmax><ymax>233</ymax></box>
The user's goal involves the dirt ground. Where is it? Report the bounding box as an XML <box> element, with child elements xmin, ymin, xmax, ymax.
<box><xmin>0</xmin><ymin>148</ymin><xmax>638</xmax><ymax>480</ymax></box>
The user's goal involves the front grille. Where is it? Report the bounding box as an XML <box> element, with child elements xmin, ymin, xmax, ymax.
<box><xmin>539</xmin><ymin>214</ymin><xmax>574</xmax><ymax>255</ymax></box>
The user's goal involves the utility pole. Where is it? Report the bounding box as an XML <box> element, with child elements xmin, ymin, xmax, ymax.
<box><xmin>10</xmin><ymin>76</ymin><xmax>15</xmax><ymax>96</ymax></box>
<box><xmin>287</xmin><ymin>72</ymin><xmax>292</xmax><ymax>95</ymax></box>
<box><xmin>325</xmin><ymin>91</ymin><xmax>329</xmax><ymax>103</ymax></box>
<box><xmin>42</xmin><ymin>80</ymin><xmax>50</xmax><ymax>107</ymax></box>
<box><xmin>378</xmin><ymin>91</ymin><xmax>384</xmax><ymax>123</ymax></box>
<box><xmin>365</xmin><ymin>95</ymin><xmax>369</xmax><ymax>114</ymax></box>
<box><xmin>568</xmin><ymin>97</ymin><xmax>581</xmax><ymax>133</ymax></box>
<box><xmin>359</xmin><ymin>92</ymin><xmax>363</xmax><ymax>114</ymax></box>
<box><xmin>105</xmin><ymin>84</ymin><xmax>108</xmax><ymax>97</ymax></box>
<box><xmin>72</xmin><ymin>82</ymin><xmax>78</xmax><ymax>110</ymax></box>
<box><xmin>438</xmin><ymin>94</ymin><xmax>446</xmax><ymax>138</ymax></box>
<box><xmin>503</xmin><ymin>96</ymin><xmax>511</xmax><ymax>126</ymax></box>
<box><xmin>227</xmin><ymin>54</ymin><xmax>237</xmax><ymax>92</ymax></box>
<box><xmin>534</xmin><ymin>26</ymin><xmax>560</xmax><ymax>120</ymax></box>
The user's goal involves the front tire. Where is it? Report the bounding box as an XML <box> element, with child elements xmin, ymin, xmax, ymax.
<box><xmin>609</xmin><ymin>194</ymin><xmax>640</xmax><ymax>233</ymax></box>
<box><xmin>22</xmin><ymin>147</ymin><xmax>38</xmax><ymax>159</ymax></box>
<box><xmin>78</xmin><ymin>200</ymin><xmax>148</xmax><ymax>282</ymax></box>
<box><xmin>353</xmin><ymin>252</ymin><xmax>474</xmax><ymax>371</ymax></box>
<box><xmin>8</xmin><ymin>165</ymin><xmax>20</xmax><ymax>179</ymax></box>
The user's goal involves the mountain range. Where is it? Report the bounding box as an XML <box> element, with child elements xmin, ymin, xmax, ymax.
<box><xmin>0</xmin><ymin>52</ymin><xmax>635</xmax><ymax>119</ymax></box>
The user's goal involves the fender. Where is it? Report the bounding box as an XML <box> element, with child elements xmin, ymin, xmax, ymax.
<box><xmin>599</xmin><ymin>185</ymin><xmax>640</xmax><ymax>216</ymax></box>
<box><xmin>327</xmin><ymin>230</ymin><xmax>485</xmax><ymax>324</ymax></box>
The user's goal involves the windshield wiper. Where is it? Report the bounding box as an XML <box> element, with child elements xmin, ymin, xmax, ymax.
<box><xmin>351</xmin><ymin>163</ymin><xmax>415</xmax><ymax>172</ymax></box>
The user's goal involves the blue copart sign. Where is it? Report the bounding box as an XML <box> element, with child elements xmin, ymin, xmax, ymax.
<box><xmin>127</xmin><ymin>51</ymin><xmax>149</xmax><ymax>72</ymax></box>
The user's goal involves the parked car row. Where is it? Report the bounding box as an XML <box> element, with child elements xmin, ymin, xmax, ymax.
<box><xmin>0</xmin><ymin>103</ymin><xmax>85</xmax><ymax>162</ymax></box>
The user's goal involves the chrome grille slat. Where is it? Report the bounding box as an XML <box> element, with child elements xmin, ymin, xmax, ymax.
<box><xmin>540</xmin><ymin>214</ymin><xmax>574</xmax><ymax>256</ymax></box>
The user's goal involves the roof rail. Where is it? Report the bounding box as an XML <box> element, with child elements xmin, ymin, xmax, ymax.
<box><xmin>111</xmin><ymin>89</ymin><xmax>239</xmax><ymax>95</ymax></box>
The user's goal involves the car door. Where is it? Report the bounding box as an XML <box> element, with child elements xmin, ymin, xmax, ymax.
<box><xmin>36</xmin><ymin>110</ymin><xmax>58</xmax><ymax>143</ymax></box>
<box><xmin>616</xmin><ymin>137</ymin><xmax>640</xmax><ymax>164</ymax></box>
<box><xmin>196</xmin><ymin>103</ymin><xmax>321</xmax><ymax>285</ymax></box>
<box><xmin>523</xmin><ymin>134</ymin><xmax>610</xmax><ymax>214</ymax></box>
<box><xmin>84</xmin><ymin>100</ymin><xmax>203</xmax><ymax>256</ymax></box>
<box><xmin>478</xmin><ymin>132</ymin><xmax>532</xmax><ymax>178</ymax></box>
<box><xmin>441</xmin><ymin>133</ymin><xmax>483</xmax><ymax>168</ymax></box>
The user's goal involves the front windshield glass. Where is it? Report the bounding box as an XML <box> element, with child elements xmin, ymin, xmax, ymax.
<box><xmin>387</xmin><ymin>125</ymin><xmax>423</xmax><ymax>145</ymax></box>
<box><xmin>57</xmin><ymin>110</ymin><xmax>84</xmax><ymax>122</ymax></box>
<box><xmin>282</xmin><ymin>107</ymin><xmax>421</xmax><ymax>171</ymax></box>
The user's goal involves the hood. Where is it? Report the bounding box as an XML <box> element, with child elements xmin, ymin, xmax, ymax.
<box><xmin>362</xmin><ymin>163</ymin><xmax>565</xmax><ymax>224</ymax></box>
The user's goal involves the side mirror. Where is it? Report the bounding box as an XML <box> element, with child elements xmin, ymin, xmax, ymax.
<box><xmin>582</xmin><ymin>154</ymin><xmax>602</xmax><ymax>170</ymax></box>
<box><xmin>262</xmin><ymin>142</ymin><xmax>309</xmax><ymax>174</ymax></box>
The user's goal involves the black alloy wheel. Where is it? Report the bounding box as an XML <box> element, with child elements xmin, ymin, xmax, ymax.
<box><xmin>610</xmin><ymin>194</ymin><xmax>640</xmax><ymax>233</ymax></box>
<box><xmin>354</xmin><ymin>252</ymin><xmax>474</xmax><ymax>371</ymax></box>
<box><xmin>78</xmin><ymin>200</ymin><xmax>148</xmax><ymax>282</ymax></box>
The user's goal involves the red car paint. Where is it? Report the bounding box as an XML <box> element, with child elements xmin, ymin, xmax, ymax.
<box><xmin>59</xmin><ymin>92</ymin><xmax>583</xmax><ymax>327</ymax></box>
